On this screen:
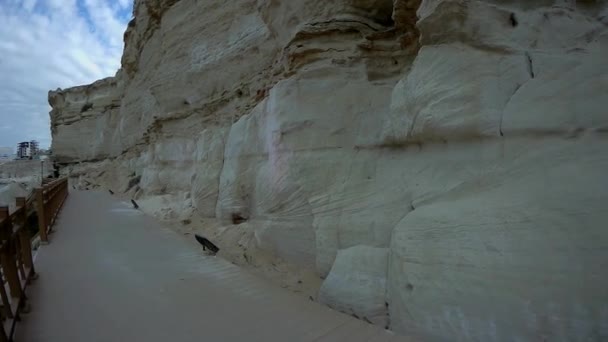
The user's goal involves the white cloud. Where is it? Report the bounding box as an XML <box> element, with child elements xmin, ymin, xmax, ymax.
<box><xmin>22</xmin><ymin>0</ymin><xmax>37</xmax><ymax>12</ymax></box>
<box><xmin>117</xmin><ymin>0</ymin><xmax>131</xmax><ymax>9</ymax></box>
<box><xmin>0</xmin><ymin>0</ymin><xmax>132</xmax><ymax>150</ymax></box>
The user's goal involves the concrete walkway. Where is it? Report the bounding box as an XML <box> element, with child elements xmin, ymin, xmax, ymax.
<box><xmin>16</xmin><ymin>191</ymin><xmax>412</xmax><ymax>341</ymax></box>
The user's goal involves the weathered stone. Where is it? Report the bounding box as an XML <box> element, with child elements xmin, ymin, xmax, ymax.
<box><xmin>319</xmin><ymin>246</ymin><xmax>389</xmax><ymax>326</ymax></box>
<box><xmin>48</xmin><ymin>0</ymin><xmax>608</xmax><ymax>340</ymax></box>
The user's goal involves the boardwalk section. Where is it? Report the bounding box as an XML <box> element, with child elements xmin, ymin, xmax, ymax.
<box><xmin>16</xmin><ymin>191</ymin><xmax>412</xmax><ymax>341</ymax></box>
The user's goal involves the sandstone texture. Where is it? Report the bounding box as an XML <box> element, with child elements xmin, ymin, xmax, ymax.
<box><xmin>49</xmin><ymin>0</ymin><xmax>608</xmax><ymax>340</ymax></box>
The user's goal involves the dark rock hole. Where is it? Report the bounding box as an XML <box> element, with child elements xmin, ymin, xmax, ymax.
<box><xmin>80</xmin><ymin>103</ymin><xmax>93</xmax><ymax>113</ymax></box>
<box><xmin>232</xmin><ymin>213</ymin><xmax>248</xmax><ymax>225</ymax></box>
<box><xmin>509</xmin><ymin>13</ymin><xmax>518</xmax><ymax>27</ymax></box>
<box><xmin>126</xmin><ymin>175</ymin><xmax>141</xmax><ymax>192</ymax></box>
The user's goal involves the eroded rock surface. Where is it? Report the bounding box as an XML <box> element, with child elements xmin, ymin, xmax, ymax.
<box><xmin>50</xmin><ymin>0</ymin><xmax>608</xmax><ymax>340</ymax></box>
<box><xmin>319</xmin><ymin>246</ymin><xmax>390</xmax><ymax>326</ymax></box>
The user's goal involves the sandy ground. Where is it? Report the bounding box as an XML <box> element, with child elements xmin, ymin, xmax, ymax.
<box><xmin>77</xmin><ymin>179</ymin><xmax>325</xmax><ymax>302</ymax></box>
<box><xmin>169</xmin><ymin>217</ymin><xmax>323</xmax><ymax>301</ymax></box>
<box><xmin>0</xmin><ymin>177</ymin><xmax>36</xmax><ymax>211</ymax></box>
<box><xmin>16</xmin><ymin>191</ymin><xmax>411</xmax><ymax>341</ymax></box>
<box><xmin>0</xmin><ymin>160</ymin><xmax>53</xmax><ymax>209</ymax></box>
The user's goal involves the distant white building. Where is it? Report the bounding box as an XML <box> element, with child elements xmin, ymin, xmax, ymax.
<box><xmin>16</xmin><ymin>141</ymin><xmax>39</xmax><ymax>159</ymax></box>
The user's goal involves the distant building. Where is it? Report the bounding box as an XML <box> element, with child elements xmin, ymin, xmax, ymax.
<box><xmin>16</xmin><ymin>141</ymin><xmax>39</xmax><ymax>159</ymax></box>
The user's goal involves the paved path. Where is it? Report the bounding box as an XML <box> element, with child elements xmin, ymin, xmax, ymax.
<box><xmin>16</xmin><ymin>191</ymin><xmax>412</xmax><ymax>341</ymax></box>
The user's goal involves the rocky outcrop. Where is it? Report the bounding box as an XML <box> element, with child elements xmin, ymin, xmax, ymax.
<box><xmin>49</xmin><ymin>0</ymin><xmax>608</xmax><ymax>340</ymax></box>
<box><xmin>49</xmin><ymin>77</ymin><xmax>123</xmax><ymax>161</ymax></box>
<box><xmin>319</xmin><ymin>246</ymin><xmax>390</xmax><ymax>326</ymax></box>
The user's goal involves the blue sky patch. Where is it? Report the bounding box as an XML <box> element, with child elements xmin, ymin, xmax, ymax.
<box><xmin>0</xmin><ymin>0</ymin><xmax>133</xmax><ymax>150</ymax></box>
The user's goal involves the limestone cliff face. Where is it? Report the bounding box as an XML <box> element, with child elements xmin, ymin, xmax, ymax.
<box><xmin>49</xmin><ymin>0</ymin><xmax>608</xmax><ymax>340</ymax></box>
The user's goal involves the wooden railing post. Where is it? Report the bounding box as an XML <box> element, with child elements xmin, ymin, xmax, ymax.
<box><xmin>0</xmin><ymin>207</ymin><xmax>22</xmax><ymax>300</ymax></box>
<box><xmin>0</xmin><ymin>177</ymin><xmax>70</xmax><ymax>340</ymax></box>
<box><xmin>0</xmin><ymin>318</ymin><xmax>7</xmax><ymax>342</ymax></box>
<box><xmin>36</xmin><ymin>188</ymin><xmax>48</xmax><ymax>243</ymax></box>
<box><xmin>16</xmin><ymin>197</ymin><xmax>35</xmax><ymax>276</ymax></box>
<box><xmin>0</xmin><ymin>268</ymin><xmax>11</xmax><ymax>319</ymax></box>
<box><xmin>0</xmin><ymin>209</ymin><xmax>12</xmax><ymax>321</ymax></box>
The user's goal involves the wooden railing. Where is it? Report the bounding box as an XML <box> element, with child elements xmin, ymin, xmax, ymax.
<box><xmin>0</xmin><ymin>177</ymin><xmax>69</xmax><ymax>341</ymax></box>
<box><xmin>36</xmin><ymin>178</ymin><xmax>69</xmax><ymax>243</ymax></box>
<box><xmin>0</xmin><ymin>198</ymin><xmax>37</xmax><ymax>341</ymax></box>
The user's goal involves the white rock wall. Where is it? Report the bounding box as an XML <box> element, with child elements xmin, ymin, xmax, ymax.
<box><xmin>49</xmin><ymin>0</ymin><xmax>608</xmax><ymax>340</ymax></box>
<box><xmin>319</xmin><ymin>246</ymin><xmax>389</xmax><ymax>326</ymax></box>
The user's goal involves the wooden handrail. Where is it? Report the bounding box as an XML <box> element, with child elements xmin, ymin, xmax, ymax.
<box><xmin>0</xmin><ymin>199</ymin><xmax>36</xmax><ymax>341</ymax></box>
<box><xmin>36</xmin><ymin>178</ymin><xmax>69</xmax><ymax>243</ymax></box>
<box><xmin>0</xmin><ymin>177</ymin><xmax>69</xmax><ymax>341</ymax></box>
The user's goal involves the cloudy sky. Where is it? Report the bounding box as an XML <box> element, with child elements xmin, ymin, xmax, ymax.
<box><xmin>0</xmin><ymin>0</ymin><xmax>133</xmax><ymax>152</ymax></box>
